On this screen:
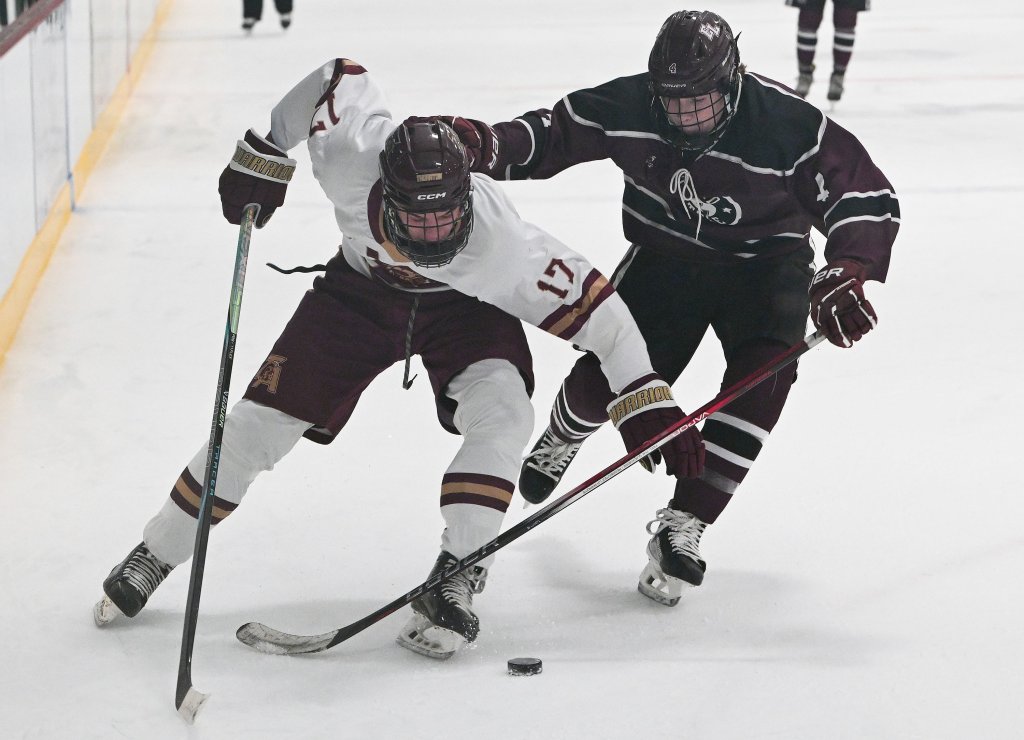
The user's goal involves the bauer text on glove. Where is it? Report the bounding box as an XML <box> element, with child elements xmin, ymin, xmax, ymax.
<box><xmin>809</xmin><ymin>259</ymin><xmax>877</xmax><ymax>348</ymax></box>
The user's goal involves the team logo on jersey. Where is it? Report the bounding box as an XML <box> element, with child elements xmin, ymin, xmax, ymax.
<box><xmin>694</xmin><ymin>195</ymin><xmax>742</xmax><ymax>226</ymax></box>
<box><xmin>365</xmin><ymin>247</ymin><xmax>442</xmax><ymax>288</ymax></box>
<box><xmin>251</xmin><ymin>354</ymin><xmax>287</xmax><ymax>394</ymax></box>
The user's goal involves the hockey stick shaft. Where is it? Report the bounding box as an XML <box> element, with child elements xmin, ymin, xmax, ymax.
<box><xmin>236</xmin><ymin>330</ymin><xmax>826</xmax><ymax>655</ymax></box>
<box><xmin>175</xmin><ymin>204</ymin><xmax>258</xmax><ymax>722</ymax></box>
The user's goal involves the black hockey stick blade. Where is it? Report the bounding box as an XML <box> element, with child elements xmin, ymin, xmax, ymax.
<box><xmin>236</xmin><ymin>331</ymin><xmax>826</xmax><ymax>656</ymax></box>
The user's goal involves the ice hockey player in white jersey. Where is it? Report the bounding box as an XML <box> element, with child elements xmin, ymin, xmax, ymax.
<box><xmin>94</xmin><ymin>58</ymin><xmax>705</xmax><ymax>659</ymax></box>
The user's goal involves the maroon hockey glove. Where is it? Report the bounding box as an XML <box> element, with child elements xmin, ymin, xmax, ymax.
<box><xmin>429</xmin><ymin>116</ymin><xmax>499</xmax><ymax>175</ymax></box>
<box><xmin>809</xmin><ymin>259</ymin><xmax>878</xmax><ymax>348</ymax></box>
<box><xmin>218</xmin><ymin>129</ymin><xmax>297</xmax><ymax>228</ymax></box>
<box><xmin>608</xmin><ymin>375</ymin><xmax>705</xmax><ymax>479</ymax></box>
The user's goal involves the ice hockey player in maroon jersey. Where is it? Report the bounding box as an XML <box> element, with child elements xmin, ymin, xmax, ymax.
<box><xmin>93</xmin><ymin>59</ymin><xmax>704</xmax><ymax>659</ymax></box>
<box><xmin>446</xmin><ymin>10</ymin><xmax>899</xmax><ymax>607</ymax></box>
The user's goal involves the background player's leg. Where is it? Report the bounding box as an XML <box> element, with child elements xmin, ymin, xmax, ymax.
<box><xmin>241</xmin><ymin>0</ymin><xmax>262</xmax><ymax>31</ymax></box>
<box><xmin>795</xmin><ymin>2</ymin><xmax>826</xmax><ymax>97</ymax></box>
<box><xmin>829</xmin><ymin>6</ymin><xmax>861</xmax><ymax>101</ymax></box>
<box><xmin>274</xmin><ymin>0</ymin><xmax>292</xmax><ymax>28</ymax></box>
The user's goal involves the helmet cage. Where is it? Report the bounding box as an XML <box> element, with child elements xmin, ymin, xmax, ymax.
<box><xmin>380</xmin><ymin>120</ymin><xmax>474</xmax><ymax>267</ymax></box>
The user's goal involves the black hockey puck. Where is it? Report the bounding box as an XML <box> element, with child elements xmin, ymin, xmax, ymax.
<box><xmin>507</xmin><ymin>657</ymin><xmax>542</xmax><ymax>676</ymax></box>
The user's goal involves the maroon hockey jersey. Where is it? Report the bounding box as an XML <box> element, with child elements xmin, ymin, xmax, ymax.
<box><xmin>479</xmin><ymin>71</ymin><xmax>898</xmax><ymax>282</ymax></box>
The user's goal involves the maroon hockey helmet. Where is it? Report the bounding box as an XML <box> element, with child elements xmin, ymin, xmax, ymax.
<box><xmin>379</xmin><ymin>118</ymin><xmax>474</xmax><ymax>267</ymax></box>
<box><xmin>648</xmin><ymin>10</ymin><xmax>742</xmax><ymax>151</ymax></box>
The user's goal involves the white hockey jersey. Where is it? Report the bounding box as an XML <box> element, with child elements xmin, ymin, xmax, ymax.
<box><xmin>266</xmin><ymin>58</ymin><xmax>655</xmax><ymax>394</ymax></box>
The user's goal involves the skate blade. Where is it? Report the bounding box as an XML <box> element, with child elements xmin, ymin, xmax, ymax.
<box><xmin>93</xmin><ymin>595</ymin><xmax>123</xmax><ymax>627</ymax></box>
<box><xmin>637</xmin><ymin>561</ymin><xmax>688</xmax><ymax>607</ymax></box>
<box><xmin>395</xmin><ymin>613</ymin><xmax>463</xmax><ymax>660</ymax></box>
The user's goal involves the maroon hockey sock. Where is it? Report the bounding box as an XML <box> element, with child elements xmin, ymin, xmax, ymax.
<box><xmin>797</xmin><ymin>8</ymin><xmax>825</xmax><ymax>69</ymax></box>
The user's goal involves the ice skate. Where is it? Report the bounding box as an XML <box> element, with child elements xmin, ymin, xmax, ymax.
<box><xmin>518</xmin><ymin>427</ymin><xmax>583</xmax><ymax>505</ymax></box>
<box><xmin>94</xmin><ymin>542</ymin><xmax>174</xmax><ymax>626</ymax></box>
<box><xmin>827</xmin><ymin>71</ymin><xmax>845</xmax><ymax>102</ymax></box>
<box><xmin>637</xmin><ymin>508</ymin><xmax>707</xmax><ymax>606</ymax></box>
<box><xmin>795</xmin><ymin>64</ymin><xmax>814</xmax><ymax>98</ymax></box>
<box><xmin>396</xmin><ymin>552</ymin><xmax>487</xmax><ymax>659</ymax></box>
<box><xmin>241</xmin><ymin>17</ymin><xmax>256</xmax><ymax>33</ymax></box>
<box><xmin>279</xmin><ymin>13</ymin><xmax>291</xmax><ymax>29</ymax></box>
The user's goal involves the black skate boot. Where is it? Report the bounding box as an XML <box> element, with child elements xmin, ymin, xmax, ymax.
<box><xmin>795</xmin><ymin>64</ymin><xmax>814</xmax><ymax>98</ymax></box>
<box><xmin>279</xmin><ymin>13</ymin><xmax>291</xmax><ymax>29</ymax></box>
<box><xmin>396</xmin><ymin>552</ymin><xmax>487</xmax><ymax>659</ymax></box>
<box><xmin>93</xmin><ymin>542</ymin><xmax>174</xmax><ymax>625</ymax></box>
<box><xmin>518</xmin><ymin>428</ymin><xmax>584</xmax><ymax>504</ymax></box>
<box><xmin>637</xmin><ymin>508</ymin><xmax>707</xmax><ymax>607</ymax></box>
<box><xmin>241</xmin><ymin>17</ymin><xmax>256</xmax><ymax>33</ymax></box>
<box><xmin>827</xmin><ymin>71</ymin><xmax>845</xmax><ymax>102</ymax></box>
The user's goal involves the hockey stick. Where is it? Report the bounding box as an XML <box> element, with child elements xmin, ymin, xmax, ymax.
<box><xmin>175</xmin><ymin>204</ymin><xmax>259</xmax><ymax>724</ymax></box>
<box><xmin>236</xmin><ymin>330</ymin><xmax>826</xmax><ymax>656</ymax></box>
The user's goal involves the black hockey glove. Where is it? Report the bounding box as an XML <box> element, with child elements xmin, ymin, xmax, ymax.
<box><xmin>608</xmin><ymin>374</ymin><xmax>704</xmax><ymax>479</ymax></box>
<box><xmin>809</xmin><ymin>259</ymin><xmax>877</xmax><ymax>348</ymax></box>
<box><xmin>218</xmin><ymin>129</ymin><xmax>297</xmax><ymax>228</ymax></box>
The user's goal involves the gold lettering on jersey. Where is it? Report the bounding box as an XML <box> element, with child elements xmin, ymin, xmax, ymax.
<box><xmin>251</xmin><ymin>354</ymin><xmax>287</xmax><ymax>394</ymax></box>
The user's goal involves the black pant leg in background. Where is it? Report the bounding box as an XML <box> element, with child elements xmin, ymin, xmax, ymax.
<box><xmin>242</xmin><ymin>0</ymin><xmax>263</xmax><ymax>20</ymax></box>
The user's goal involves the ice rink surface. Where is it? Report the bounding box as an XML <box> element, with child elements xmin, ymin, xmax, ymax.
<box><xmin>2</xmin><ymin>0</ymin><xmax>1022</xmax><ymax>737</ymax></box>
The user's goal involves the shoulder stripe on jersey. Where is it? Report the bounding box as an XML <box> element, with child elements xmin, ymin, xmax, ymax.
<box><xmin>563</xmin><ymin>96</ymin><xmax>669</xmax><ymax>142</ymax></box>
<box><xmin>704</xmin><ymin>114</ymin><xmax>825</xmax><ymax>176</ymax></box>
<box><xmin>748</xmin><ymin>73</ymin><xmax>807</xmax><ymax>101</ymax></box>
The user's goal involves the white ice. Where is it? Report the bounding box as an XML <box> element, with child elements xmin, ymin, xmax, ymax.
<box><xmin>2</xmin><ymin>0</ymin><xmax>1023</xmax><ymax>738</ymax></box>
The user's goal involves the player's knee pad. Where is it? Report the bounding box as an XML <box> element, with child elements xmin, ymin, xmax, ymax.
<box><xmin>451</xmin><ymin>360</ymin><xmax>534</xmax><ymax>447</ymax></box>
<box><xmin>217</xmin><ymin>399</ymin><xmax>311</xmax><ymax>473</ymax></box>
